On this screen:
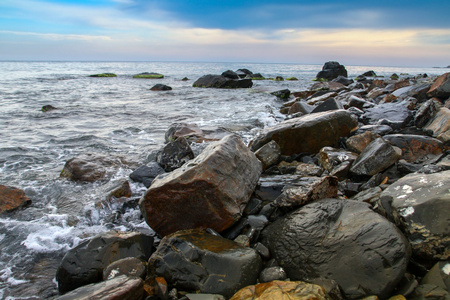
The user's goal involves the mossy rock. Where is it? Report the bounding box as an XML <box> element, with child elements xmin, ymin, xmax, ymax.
<box><xmin>251</xmin><ymin>77</ymin><xmax>266</xmax><ymax>80</ymax></box>
<box><xmin>312</xmin><ymin>78</ymin><xmax>328</xmax><ymax>82</ymax></box>
<box><xmin>41</xmin><ymin>105</ymin><xmax>58</xmax><ymax>112</ymax></box>
<box><xmin>89</xmin><ymin>73</ymin><xmax>117</xmax><ymax>78</ymax></box>
<box><xmin>286</xmin><ymin>77</ymin><xmax>298</xmax><ymax>81</ymax></box>
<box><xmin>133</xmin><ymin>72</ymin><xmax>164</xmax><ymax>79</ymax></box>
<box><xmin>274</xmin><ymin>76</ymin><xmax>284</xmax><ymax>81</ymax></box>
<box><xmin>181</xmin><ymin>77</ymin><xmax>189</xmax><ymax>81</ymax></box>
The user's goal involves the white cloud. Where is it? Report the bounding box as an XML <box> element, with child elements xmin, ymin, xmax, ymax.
<box><xmin>0</xmin><ymin>30</ymin><xmax>111</xmax><ymax>41</ymax></box>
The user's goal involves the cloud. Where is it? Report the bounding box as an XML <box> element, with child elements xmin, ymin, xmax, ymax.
<box><xmin>0</xmin><ymin>30</ymin><xmax>111</xmax><ymax>41</ymax></box>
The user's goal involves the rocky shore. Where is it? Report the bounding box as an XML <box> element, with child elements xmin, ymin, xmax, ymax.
<box><xmin>1</xmin><ymin>62</ymin><xmax>449</xmax><ymax>300</ymax></box>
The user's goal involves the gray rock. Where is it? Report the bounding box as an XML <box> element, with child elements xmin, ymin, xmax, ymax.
<box><xmin>221</xmin><ymin>70</ymin><xmax>239</xmax><ymax>79</ymax></box>
<box><xmin>254</xmin><ymin>140</ymin><xmax>281</xmax><ymax>170</ymax></box>
<box><xmin>149</xmin><ymin>229</ymin><xmax>262</xmax><ymax>298</ymax></box>
<box><xmin>271</xmin><ymin>89</ymin><xmax>291</xmax><ymax>99</ymax></box>
<box><xmin>262</xmin><ymin>199</ymin><xmax>411</xmax><ymax>299</ymax></box>
<box><xmin>311</xmin><ymin>98</ymin><xmax>344</xmax><ymax>114</ymax></box>
<box><xmin>129</xmin><ymin>162</ymin><xmax>165</xmax><ymax>188</ymax></box>
<box><xmin>259</xmin><ymin>266</ymin><xmax>287</xmax><ymax>283</ymax></box>
<box><xmin>383</xmin><ymin>134</ymin><xmax>444</xmax><ymax>163</ymax></box>
<box><xmin>424</xmin><ymin>107</ymin><xmax>450</xmax><ymax>144</ymax></box>
<box><xmin>409</xmin><ymin>284</ymin><xmax>450</xmax><ymax>300</ymax></box>
<box><xmin>361</xmin><ymin>102</ymin><xmax>412</xmax><ymax>128</ymax></box>
<box><xmin>421</xmin><ymin>261</ymin><xmax>450</xmax><ymax>291</ymax></box>
<box><xmin>150</xmin><ymin>84</ymin><xmax>172</xmax><ymax>91</ymax></box>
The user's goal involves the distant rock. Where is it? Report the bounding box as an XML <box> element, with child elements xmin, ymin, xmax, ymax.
<box><xmin>0</xmin><ymin>185</ymin><xmax>31</xmax><ymax>214</ymax></box>
<box><xmin>235</xmin><ymin>69</ymin><xmax>253</xmax><ymax>78</ymax></box>
<box><xmin>193</xmin><ymin>74</ymin><xmax>253</xmax><ymax>89</ymax></box>
<box><xmin>133</xmin><ymin>72</ymin><xmax>164</xmax><ymax>79</ymax></box>
<box><xmin>41</xmin><ymin>105</ymin><xmax>57</xmax><ymax>112</ymax></box>
<box><xmin>222</xmin><ymin>70</ymin><xmax>239</xmax><ymax>79</ymax></box>
<box><xmin>150</xmin><ymin>84</ymin><xmax>172</xmax><ymax>91</ymax></box>
<box><xmin>315</xmin><ymin>61</ymin><xmax>348</xmax><ymax>81</ymax></box>
<box><xmin>270</xmin><ymin>89</ymin><xmax>290</xmax><ymax>99</ymax></box>
<box><xmin>89</xmin><ymin>73</ymin><xmax>117</xmax><ymax>77</ymax></box>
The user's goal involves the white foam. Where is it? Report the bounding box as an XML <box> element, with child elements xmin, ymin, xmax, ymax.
<box><xmin>443</xmin><ymin>263</ymin><xmax>450</xmax><ymax>275</ymax></box>
<box><xmin>399</xmin><ymin>206</ymin><xmax>415</xmax><ymax>217</ymax></box>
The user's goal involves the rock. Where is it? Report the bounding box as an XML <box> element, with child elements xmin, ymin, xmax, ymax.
<box><xmin>54</xmin><ymin>275</ymin><xmax>144</xmax><ymax>300</ymax></box>
<box><xmin>236</xmin><ymin>69</ymin><xmax>253</xmax><ymax>78</ymax></box>
<box><xmin>56</xmin><ymin>231</ymin><xmax>153</xmax><ymax>294</ymax></box>
<box><xmin>156</xmin><ymin>136</ymin><xmax>194</xmax><ymax>172</ymax></box>
<box><xmin>380</xmin><ymin>171</ymin><xmax>450</xmax><ymax>260</ymax></box>
<box><xmin>383</xmin><ymin>134</ymin><xmax>444</xmax><ymax>163</ymax></box>
<box><xmin>391</xmin><ymin>73</ymin><xmax>400</xmax><ymax>80</ymax></box>
<box><xmin>350</xmin><ymin>138</ymin><xmax>401</xmax><ymax>176</ymax></box>
<box><xmin>185</xmin><ymin>294</ymin><xmax>226</xmax><ymax>300</ymax></box>
<box><xmin>222</xmin><ymin>70</ymin><xmax>239</xmax><ymax>79</ymax></box>
<box><xmin>103</xmin><ymin>257</ymin><xmax>147</xmax><ymax>280</ymax></box>
<box><xmin>41</xmin><ymin>105</ymin><xmax>57</xmax><ymax>112</ymax></box>
<box><xmin>409</xmin><ymin>284</ymin><xmax>450</xmax><ymax>300</ymax></box>
<box><xmin>348</xmin><ymin>95</ymin><xmax>374</xmax><ymax>110</ymax></box>
<box><xmin>182</xmin><ymin>77</ymin><xmax>189</xmax><ymax>81</ymax></box>
<box><xmin>353</xmin><ymin>124</ymin><xmax>393</xmax><ymax>136</ymax></box>
<box><xmin>315</xmin><ymin>61</ymin><xmax>348</xmax><ymax>81</ymax></box>
<box><xmin>307</xmin><ymin>92</ymin><xmax>337</xmax><ymax>105</ymax></box>
<box><xmin>286</xmin><ymin>77</ymin><xmax>298</xmax><ymax>81</ymax></box>
<box><xmin>271</xmin><ymin>89</ymin><xmax>290</xmax><ymax>99</ymax></box>
<box><xmin>89</xmin><ymin>73</ymin><xmax>117</xmax><ymax>77</ymax></box>
<box><xmin>254</xmin><ymin>140</ymin><xmax>281</xmax><ymax>170</ymax></box>
<box><xmin>262</xmin><ymin>199</ymin><xmax>411</xmax><ymax>299</ymax></box>
<box><xmin>129</xmin><ymin>162</ymin><xmax>165</xmax><ymax>188</ymax></box>
<box><xmin>193</xmin><ymin>75</ymin><xmax>253</xmax><ymax>89</ymax></box>
<box><xmin>362</xmin><ymin>70</ymin><xmax>377</xmax><ymax>77</ymax></box>
<box><xmin>421</xmin><ymin>261</ymin><xmax>450</xmax><ymax>291</ymax></box>
<box><xmin>248</xmin><ymin>73</ymin><xmax>265</xmax><ymax>80</ymax></box>
<box><xmin>318</xmin><ymin>147</ymin><xmax>358</xmax><ymax>178</ymax></box>
<box><xmin>424</xmin><ymin>107</ymin><xmax>450</xmax><ymax>144</ymax></box>
<box><xmin>60</xmin><ymin>153</ymin><xmax>130</xmax><ymax>182</ymax></box>
<box><xmin>332</xmin><ymin>75</ymin><xmax>354</xmax><ymax>86</ymax></box>
<box><xmin>273</xmin><ymin>176</ymin><xmax>338</xmax><ymax>208</ymax></box>
<box><xmin>346</xmin><ymin>131</ymin><xmax>381</xmax><ymax>154</ymax></box>
<box><xmin>367</xmin><ymin>87</ymin><xmax>386</xmax><ymax>99</ymax></box>
<box><xmin>150</xmin><ymin>84</ymin><xmax>172</xmax><ymax>91</ymax></box>
<box><xmin>310</xmin><ymin>82</ymin><xmax>346</xmax><ymax>92</ymax></box>
<box><xmin>143</xmin><ymin>277</ymin><xmax>169</xmax><ymax>299</ymax></box>
<box><xmin>415</xmin><ymin>99</ymin><xmax>441</xmax><ymax>128</ymax></box>
<box><xmin>229</xmin><ymin>280</ymin><xmax>331</xmax><ymax>300</ymax></box>
<box><xmin>165</xmin><ymin>123</ymin><xmax>231</xmax><ymax>144</ymax></box>
<box><xmin>362</xmin><ymin>102</ymin><xmax>412</xmax><ymax>128</ymax></box>
<box><xmin>288</xmin><ymin>102</ymin><xmax>314</xmax><ymax>115</ymax></box>
<box><xmin>295</xmin><ymin>163</ymin><xmax>324</xmax><ymax>177</ymax></box>
<box><xmin>0</xmin><ymin>185</ymin><xmax>31</xmax><ymax>214</ymax></box>
<box><xmin>96</xmin><ymin>179</ymin><xmax>132</xmax><ymax>207</ymax></box>
<box><xmin>140</xmin><ymin>135</ymin><xmax>262</xmax><ymax>236</ymax></box>
<box><xmin>148</xmin><ymin>229</ymin><xmax>262</xmax><ymax>298</ymax></box>
<box><xmin>133</xmin><ymin>72</ymin><xmax>164</xmax><ymax>79</ymax></box>
<box><xmin>311</xmin><ymin>98</ymin><xmax>344</xmax><ymax>114</ymax></box>
<box><xmin>250</xmin><ymin>110</ymin><xmax>357</xmax><ymax>155</ymax></box>
<box><xmin>427</xmin><ymin>72</ymin><xmax>450</xmax><ymax>99</ymax></box>
<box><xmin>259</xmin><ymin>267</ymin><xmax>288</xmax><ymax>283</ymax></box>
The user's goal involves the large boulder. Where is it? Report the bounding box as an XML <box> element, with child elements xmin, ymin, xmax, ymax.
<box><xmin>149</xmin><ymin>229</ymin><xmax>262</xmax><ymax>298</ymax></box>
<box><xmin>427</xmin><ymin>72</ymin><xmax>450</xmax><ymax>100</ymax></box>
<box><xmin>0</xmin><ymin>185</ymin><xmax>31</xmax><ymax>214</ymax></box>
<box><xmin>380</xmin><ymin>171</ymin><xmax>450</xmax><ymax>260</ymax></box>
<box><xmin>250</xmin><ymin>110</ymin><xmax>357</xmax><ymax>155</ymax></box>
<box><xmin>262</xmin><ymin>199</ymin><xmax>411</xmax><ymax>299</ymax></box>
<box><xmin>193</xmin><ymin>75</ymin><xmax>253</xmax><ymax>89</ymax></box>
<box><xmin>139</xmin><ymin>135</ymin><xmax>262</xmax><ymax>237</ymax></box>
<box><xmin>315</xmin><ymin>61</ymin><xmax>348</xmax><ymax>81</ymax></box>
<box><xmin>56</xmin><ymin>231</ymin><xmax>154</xmax><ymax>294</ymax></box>
<box><xmin>229</xmin><ymin>280</ymin><xmax>331</xmax><ymax>300</ymax></box>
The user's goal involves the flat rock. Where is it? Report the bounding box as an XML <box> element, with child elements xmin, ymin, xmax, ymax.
<box><xmin>165</xmin><ymin>123</ymin><xmax>232</xmax><ymax>144</ymax></box>
<box><xmin>129</xmin><ymin>162</ymin><xmax>165</xmax><ymax>188</ymax></box>
<box><xmin>149</xmin><ymin>229</ymin><xmax>262</xmax><ymax>298</ymax></box>
<box><xmin>380</xmin><ymin>171</ymin><xmax>450</xmax><ymax>260</ymax></box>
<box><xmin>383</xmin><ymin>134</ymin><xmax>444</xmax><ymax>163</ymax></box>
<box><xmin>361</xmin><ymin>102</ymin><xmax>412</xmax><ymax>128</ymax></box>
<box><xmin>193</xmin><ymin>75</ymin><xmax>253</xmax><ymax>89</ymax></box>
<box><xmin>140</xmin><ymin>135</ymin><xmax>262</xmax><ymax>236</ymax></box>
<box><xmin>310</xmin><ymin>97</ymin><xmax>343</xmax><ymax>114</ymax></box>
<box><xmin>0</xmin><ymin>185</ymin><xmax>31</xmax><ymax>214</ymax></box>
<box><xmin>262</xmin><ymin>199</ymin><xmax>411</xmax><ymax>299</ymax></box>
<box><xmin>250</xmin><ymin>110</ymin><xmax>357</xmax><ymax>155</ymax></box>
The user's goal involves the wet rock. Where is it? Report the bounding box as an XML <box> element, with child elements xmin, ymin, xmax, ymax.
<box><xmin>133</xmin><ymin>72</ymin><xmax>163</xmax><ymax>78</ymax></box>
<box><xmin>193</xmin><ymin>75</ymin><xmax>253</xmax><ymax>89</ymax></box>
<box><xmin>332</xmin><ymin>75</ymin><xmax>354</xmax><ymax>86</ymax></box>
<box><xmin>271</xmin><ymin>89</ymin><xmax>290</xmax><ymax>99</ymax></box>
<box><xmin>380</xmin><ymin>170</ymin><xmax>450</xmax><ymax>260</ymax></box>
<box><xmin>140</xmin><ymin>135</ymin><xmax>262</xmax><ymax>236</ymax></box>
<box><xmin>311</xmin><ymin>98</ymin><xmax>344</xmax><ymax>114</ymax></box>
<box><xmin>318</xmin><ymin>147</ymin><xmax>358</xmax><ymax>173</ymax></box>
<box><xmin>346</xmin><ymin>131</ymin><xmax>381</xmax><ymax>154</ymax></box>
<box><xmin>250</xmin><ymin>110</ymin><xmax>357</xmax><ymax>155</ymax></box>
<box><xmin>165</xmin><ymin>123</ymin><xmax>231</xmax><ymax>143</ymax></box>
<box><xmin>0</xmin><ymin>185</ymin><xmax>32</xmax><ymax>214</ymax></box>
<box><xmin>393</xmin><ymin>83</ymin><xmax>431</xmax><ymax>102</ymax></box>
<box><xmin>421</xmin><ymin>261</ymin><xmax>450</xmax><ymax>291</ymax></box>
<box><xmin>424</xmin><ymin>107</ymin><xmax>450</xmax><ymax>144</ymax></box>
<box><xmin>150</xmin><ymin>84</ymin><xmax>172</xmax><ymax>91</ymax></box>
<box><xmin>427</xmin><ymin>72</ymin><xmax>450</xmax><ymax>100</ymax></box>
<box><xmin>254</xmin><ymin>140</ymin><xmax>281</xmax><ymax>170</ymax></box>
<box><xmin>383</xmin><ymin>134</ymin><xmax>444</xmax><ymax>163</ymax></box>
<box><xmin>262</xmin><ymin>199</ymin><xmax>410</xmax><ymax>299</ymax></box>
<box><xmin>54</xmin><ymin>275</ymin><xmax>144</xmax><ymax>300</ymax></box>
<box><xmin>60</xmin><ymin>153</ymin><xmax>130</xmax><ymax>182</ymax></box>
<box><xmin>362</xmin><ymin>102</ymin><xmax>412</xmax><ymax>128</ymax></box>
<box><xmin>149</xmin><ymin>229</ymin><xmax>262</xmax><ymax>298</ymax></box>
<box><xmin>41</xmin><ymin>104</ymin><xmax>58</xmax><ymax>112</ymax></box>
<box><xmin>185</xmin><ymin>293</ymin><xmax>226</xmax><ymax>300</ymax></box>
<box><xmin>259</xmin><ymin>267</ymin><xmax>287</xmax><ymax>283</ymax></box>
<box><xmin>254</xmin><ymin>175</ymin><xmax>290</xmax><ymax>202</ymax></box>
<box><xmin>56</xmin><ymin>231</ymin><xmax>153</xmax><ymax>294</ymax></box>
<box><xmin>156</xmin><ymin>136</ymin><xmax>194</xmax><ymax>172</ymax></box>
<box><xmin>129</xmin><ymin>162</ymin><xmax>165</xmax><ymax>188</ymax></box>
<box><xmin>353</xmin><ymin>124</ymin><xmax>393</xmax><ymax>136</ymax></box>
<box><xmin>414</xmin><ymin>99</ymin><xmax>441</xmax><ymax>128</ymax></box>
<box><xmin>103</xmin><ymin>257</ymin><xmax>147</xmax><ymax>280</ymax></box>
<box><xmin>222</xmin><ymin>70</ymin><xmax>239</xmax><ymax>79</ymax></box>
<box><xmin>96</xmin><ymin>179</ymin><xmax>132</xmax><ymax>208</ymax></box>
<box><xmin>315</xmin><ymin>61</ymin><xmax>348</xmax><ymax>81</ymax></box>
<box><xmin>229</xmin><ymin>280</ymin><xmax>331</xmax><ymax>300</ymax></box>
<box><xmin>295</xmin><ymin>162</ymin><xmax>324</xmax><ymax>177</ymax></box>
<box><xmin>350</xmin><ymin>138</ymin><xmax>401</xmax><ymax>176</ymax></box>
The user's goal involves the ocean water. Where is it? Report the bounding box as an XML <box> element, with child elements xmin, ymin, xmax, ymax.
<box><xmin>0</xmin><ymin>61</ymin><xmax>448</xmax><ymax>299</ymax></box>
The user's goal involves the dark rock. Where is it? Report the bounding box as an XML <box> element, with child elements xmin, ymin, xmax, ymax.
<box><xmin>348</xmin><ymin>95</ymin><xmax>375</xmax><ymax>110</ymax></box>
<box><xmin>332</xmin><ymin>75</ymin><xmax>354</xmax><ymax>86</ymax></box>
<box><xmin>271</xmin><ymin>89</ymin><xmax>290</xmax><ymax>99</ymax></box>
<box><xmin>424</xmin><ymin>107</ymin><xmax>450</xmax><ymax>144</ymax></box>
<box><xmin>254</xmin><ymin>175</ymin><xmax>287</xmax><ymax>202</ymax></box>
<box><xmin>89</xmin><ymin>73</ymin><xmax>117</xmax><ymax>77</ymax></box>
<box><xmin>254</xmin><ymin>140</ymin><xmax>281</xmax><ymax>170</ymax></box>
<box><xmin>295</xmin><ymin>162</ymin><xmax>324</xmax><ymax>177</ymax></box>
<box><xmin>149</xmin><ymin>229</ymin><xmax>262</xmax><ymax>298</ymax></box>
<box><xmin>236</xmin><ymin>69</ymin><xmax>253</xmax><ymax>78</ymax></box>
<box><xmin>182</xmin><ymin>77</ymin><xmax>189</xmax><ymax>81</ymax></box>
<box><xmin>383</xmin><ymin>134</ymin><xmax>444</xmax><ymax>163</ymax></box>
<box><xmin>414</xmin><ymin>99</ymin><xmax>441</xmax><ymax>128</ymax></box>
<box><xmin>150</xmin><ymin>84</ymin><xmax>172</xmax><ymax>91</ymax></box>
<box><xmin>353</xmin><ymin>124</ymin><xmax>393</xmax><ymax>136</ymax></box>
<box><xmin>56</xmin><ymin>231</ymin><xmax>153</xmax><ymax>294</ymax></box>
<box><xmin>380</xmin><ymin>170</ymin><xmax>450</xmax><ymax>260</ymax></box>
<box><xmin>0</xmin><ymin>185</ymin><xmax>31</xmax><ymax>214</ymax></box>
<box><xmin>54</xmin><ymin>275</ymin><xmax>144</xmax><ymax>300</ymax></box>
<box><xmin>252</xmin><ymin>242</ymin><xmax>270</xmax><ymax>260</ymax></box>
<box><xmin>391</xmin><ymin>73</ymin><xmax>400</xmax><ymax>80</ymax></box>
<box><xmin>156</xmin><ymin>137</ymin><xmax>194</xmax><ymax>172</ymax></box>
<box><xmin>248</xmin><ymin>73</ymin><xmax>265</xmax><ymax>80</ymax></box>
<box><xmin>310</xmin><ymin>278</ymin><xmax>344</xmax><ymax>300</ymax></box>
<box><xmin>250</xmin><ymin>110</ymin><xmax>357</xmax><ymax>155</ymax></box>
<box><xmin>193</xmin><ymin>75</ymin><xmax>253</xmax><ymax>89</ymax></box>
<box><xmin>346</xmin><ymin>131</ymin><xmax>381</xmax><ymax>154</ymax></box>
<box><xmin>362</xmin><ymin>102</ymin><xmax>412</xmax><ymax>128</ymax></box>
<box><xmin>259</xmin><ymin>267</ymin><xmax>287</xmax><ymax>283</ymax></box>
<box><xmin>129</xmin><ymin>162</ymin><xmax>165</xmax><ymax>188</ymax></box>
<box><xmin>288</xmin><ymin>101</ymin><xmax>314</xmax><ymax>115</ymax></box>
<box><xmin>421</xmin><ymin>261</ymin><xmax>450</xmax><ymax>291</ymax></box>
<box><xmin>311</xmin><ymin>98</ymin><xmax>344</xmax><ymax>114</ymax></box>
<box><xmin>427</xmin><ymin>72</ymin><xmax>450</xmax><ymax>100</ymax></box>
<box><xmin>96</xmin><ymin>179</ymin><xmax>132</xmax><ymax>208</ymax></box>
<box><xmin>409</xmin><ymin>284</ymin><xmax>450</xmax><ymax>300</ymax></box>
<box><xmin>140</xmin><ymin>135</ymin><xmax>262</xmax><ymax>237</ymax></box>
<box><xmin>393</xmin><ymin>82</ymin><xmax>431</xmax><ymax>102</ymax></box>
<box><xmin>103</xmin><ymin>257</ymin><xmax>147</xmax><ymax>280</ymax></box>
<box><xmin>315</xmin><ymin>61</ymin><xmax>348</xmax><ymax>81</ymax></box>
<box><xmin>262</xmin><ymin>199</ymin><xmax>411</xmax><ymax>299</ymax></box>
<box><xmin>41</xmin><ymin>105</ymin><xmax>57</xmax><ymax>112</ymax></box>
<box><xmin>221</xmin><ymin>70</ymin><xmax>239</xmax><ymax>79</ymax></box>
<box><xmin>229</xmin><ymin>280</ymin><xmax>331</xmax><ymax>300</ymax></box>
<box><xmin>350</xmin><ymin>138</ymin><xmax>401</xmax><ymax>176</ymax></box>
<box><xmin>362</xmin><ymin>70</ymin><xmax>377</xmax><ymax>77</ymax></box>
<box><xmin>307</xmin><ymin>92</ymin><xmax>337</xmax><ymax>105</ymax></box>
<box><xmin>318</xmin><ymin>147</ymin><xmax>358</xmax><ymax>179</ymax></box>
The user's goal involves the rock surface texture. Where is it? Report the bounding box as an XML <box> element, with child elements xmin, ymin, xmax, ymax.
<box><xmin>0</xmin><ymin>185</ymin><xmax>31</xmax><ymax>214</ymax></box>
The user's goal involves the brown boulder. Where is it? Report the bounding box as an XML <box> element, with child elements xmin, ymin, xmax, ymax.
<box><xmin>250</xmin><ymin>110</ymin><xmax>357</xmax><ymax>155</ymax></box>
<box><xmin>383</xmin><ymin>134</ymin><xmax>444</xmax><ymax>163</ymax></box>
<box><xmin>346</xmin><ymin>131</ymin><xmax>381</xmax><ymax>154</ymax></box>
<box><xmin>139</xmin><ymin>135</ymin><xmax>262</xmax><ymax>236</ymax></box>
<box><xmin>427</xmin><ymin>72</ymin><xmax>450</xmax><ymax>99</ymax></box>
<box><xmin>0</xmin><ymin>185</ymin><xmax>31</xmax><ymax>214</ymax></box>
<box><xmin>230</xmin><ymin>280</ymin><xmax>331</xmax><ymax>300</ymax></box>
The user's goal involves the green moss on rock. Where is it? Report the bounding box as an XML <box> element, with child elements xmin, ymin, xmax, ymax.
<box><xmin>89</xmin><ymin>73</ymin><xmax>117</xmax><ymax>77</ymax></box>
<box><xmin>133</xmin><ymin>72</ymin><xmax>164</xmax><ymax>79</ymax></box>
<box><xmin>286</xmin><ymin>77</ymin><xmax>298</xmax><ymax>81</ymax></box>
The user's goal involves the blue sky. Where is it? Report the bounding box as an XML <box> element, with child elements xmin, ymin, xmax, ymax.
<box><xmin>0</xmin><ymin>0</ymin><xmax>449</xmax><ymax>66</ymax></box>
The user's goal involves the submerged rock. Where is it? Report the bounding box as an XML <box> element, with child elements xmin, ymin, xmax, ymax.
<box><xmin>89</xmin><ymin>73</ymin><xmax>117</xmax><ymax>77</ymax></box>
<box><xmin>140</xmin><ymin>135</ymin><xmax>262</xmax><ymax>236</ymax></box>
<box><xmin>262</xmin><ymin>199</ymin><xmax>411</xmax><ymax>299</ymax></box>
<box><xmin>41</xmin><ymin>105</ymin><xmax>58</xmax><ymax>112</ymax></box>
<box><xmin>149</xmin><ymin>229</ymin><xmax>262</xmax><ymax>298</ymax></box>
<box><xmin>0</xmin><ymin>185</ymin><xmax>32</xmax><ymax>214</ymax></box>
<box><xmin>150</xmin><ymin>84</ymin><xmax>172</xmax><ymax>91</ymax></box>
<box><xmin>193</xmin><ymin>75</ymin><xmax>253</xmax><ymax>89</ymax></box>
<box><xmin>133</xmin><ymin>72</ymin><xmax>164</xmax><ymax>79</ymax></box>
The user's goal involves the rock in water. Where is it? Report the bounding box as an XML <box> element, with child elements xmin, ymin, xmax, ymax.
<box><xmin>380</xmin><ymin>171</ymin><xmax>450</xmax><ymax>260</ymax></box>
<box><xmin>250</xmin><ymin>110</ymin><xmax>357</xmax><ymax>155</ymax></box>
<box><xmin>193</xmin><ymin>74</ymin><xmax>253</xmax><ymax>89</ymax></box>
<box><xmin>229</xmin><ymin>280</ymin><xmax>331</xmax><ymax>300</ymax></box>
<box><xmin>149</xmin><ymin>229</ymin><xmax>262</xmax><ymax>298</ymax></box>
<box><xmin>56</xmin><ymin>231</ymin><xmax>153</xmax><ymax>294</ymax></box>
<box><xmin>139</xmin><ymin>135</ymin><xmax>262</xmax><ymax>236</ymax></box>
<box><xmin>261</xmin><ymin>199</ymin><xmax>410</xmax><ymax>299</ymax></box>
<box><xmin>315</xmin><ymin>61</ymin><xmax>348</xmax><ymax>81</ymax></box>
<box><xmin>0</xmin><ymin>185</ymin><xmax>31</xmax><ymax>214</ymax></box>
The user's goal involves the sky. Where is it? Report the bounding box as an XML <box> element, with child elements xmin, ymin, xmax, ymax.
<box><xmin>0</xmin><ymin>0</ymin><xmax>449</xmax><ymax>66</ymax></box>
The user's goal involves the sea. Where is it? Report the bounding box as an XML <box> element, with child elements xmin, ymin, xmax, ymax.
<box><xmin>0</xmin><ymin>61</ymin><xmax>448</xmax><ymax>299</ymax></box>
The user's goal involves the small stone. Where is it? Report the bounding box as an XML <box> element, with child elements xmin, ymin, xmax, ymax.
<box><xmin>259</xmin><ymin>266</ymin><xmax>287</xmax><ymax>283</ymax></box>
